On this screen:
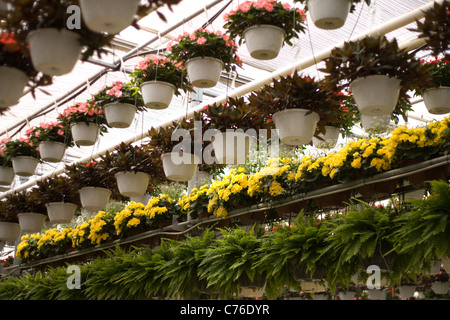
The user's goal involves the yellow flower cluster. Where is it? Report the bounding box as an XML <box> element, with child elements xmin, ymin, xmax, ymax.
<box><xmin>88</xmin><ymin>211</ymin><xmax>111</xmax><ymax>245</ymax></box>
<box><xmin>38</xmin><ymin>228</ymin><xmax>71</xmax><ymax>250</ymax></box>
<box><xmin>16</xmin><ymin>233</ymin><xmax>41</xmax><ymax>260</ymax></box>
<box><xmin>68</xmin><ymin>222</ymin><xmax>90</xmax><ymax>249</ymax></box>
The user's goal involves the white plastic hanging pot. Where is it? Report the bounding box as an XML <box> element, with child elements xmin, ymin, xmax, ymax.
<box><xmin>79</xmin><ymin>0</ymin><xmax>140</xmax><ymax>35</ymax></box>
<box><xmin>11</xmin><ymin>156</ymin><xmax>39</xmax><ymax>177</ymax></box>
<box><xmin>211</xmin><ymin>131</ymin><xmax>253</xmax><ymax>165</ymax></box>
<box><xmin>17</xmin><ymin>212</ymin><xmax>47</xmax><ymax>234</ymax></box>
<box><xmin>242</xmin><ymin>24</ymin><xmax>286</xmax><ymax>60</ymax></box>
<box><xmin>349</xmin><ymin>75</ymin><xmax>401</xmax><ymax>116</ymax></box>
<box><xmin>272</xmin><ymin>108</ymin><xmax>320</xmax><ymax>146</ymax></box>
<box><xmin>399</xmin><ymin>285</ymin><xmax>416</xmax><ymax>298</ymax></box>
<box><xmin>46</xmin><ymin>202</ymin><xmax>77</xmax><ymax>224</ymax></box>
<box><xmin>307</xmin><ymin>0</ymin><xmax>352</xmax><ymax>30</ymax></box>
<box><xmin>130</xmin><ymin>193</ymin><xmax>152</xmax><ymax>205</ymax></box>
<box><xmin>141</xmin><ymin>81</ymin><xmax>176</xmax><ymax>109</ymax></box>
<box><xmin>360</xmin><ymin>114</ymin><xmax>392</xmax><ymax>133</ymax></box>
<box><xmin>442</xmin><ymin>257</ymin><xmax>450</xmax><ymax>273</ymax></box>
<box><xmin>312</xmin><ymin>126</ymin><xmax>341</xmax><ymax>149</ymax></box>
<box><xmin>338</xmin><ymin>291</ymin><xmax>356</xmax><ymax>300</ymax></box>
<box><xmin>39</xmin><ymin>141</ymin><xmax>67</xmax><ymax>163</ymax></box>
<box><xmin>79</xmin><ymin>187</ymin><xmax>112</xmax><ymax>212</ymax></box>
<box><xmin>423</xmin><ymin>86</ymin><xmax>450</xmax><ymax>115</ymax></box>
<box><xmin>27</xmin><ymin>28</ymin><xmax>81</xmax><ymax>76</ymax></box>
<box><xmin>367</xmin><ymin>289</ymin><xmax>385</xmax><ymax>300</ymax></box>
<box><xmin>431</xmin><ymin>281</ymin><xmax>449</xmax><ymax>295</ymax></box>
<box><xmin>0</xmin><ymin>222</ymin><xmax>21</xmax><ymax>243</ymax></box>
<box><xmin>104</xmin><ymin>102</ymin><xmax>137</xmax><ymax>128</ymax></box>
<box><xmin>185</xmin><ymin>57</ymin><xmax>224</xmax><ymax>88</ymax></box>
<box><xmin>115</xmin><ymin>171</ymin><xmax>150</xmax><ymax>197</ymax></box>
<box><xmin>161</xmin><ymin>152</ymin><xmax>200</xmax><ymax>182</ymax></box>
<box><xmin>0</xmin><ymin>166</ymin><xmax>15</xmax><ymax>186</ymax></box>
<box><xmin>71</xmin><ymin>122</ymin><xmax>100</xmax><ymax>147</ymax></box>
<box><xmin>0</xmin><ymin>66</ymin><xmax>28</xmax><ymax>108</ymax></box>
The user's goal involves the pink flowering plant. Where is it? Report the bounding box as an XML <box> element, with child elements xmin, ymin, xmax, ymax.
<box><xmin>167</xmin><ymin>29</ymin><xmax>242</xmax><ymax>73</ymax></box>
<box><xmin>130</xmin><ymin>56</ymin><xmax>192</xmax><ymax>96</ymax></box>
<box><xmin>92</xmin><ymin>81</ymin><xmax>146</xmax><ymax>112</ymax></box>
<box><xmin>3</xmin><ymin>137</ymin><xmax>40</xmax><ymax>160</ymax></box>
<box><xmin>26</xmin><ymin>121</ymin><xmax>74</xmax><ymax>147</ymax></box>
<box><xmin>223</xmin><ymin>0</ymin><xmax>307</xmax><ymax>46</ymax></box>
<box><xmin>0</xmin><ymin>138</ymin><xmax>13</xmax><ymax>167</ymax></box>
<box><xmin>57</xmin><ymin>101</ymin><xmax>109</xmax><ymax>134</ymax></box>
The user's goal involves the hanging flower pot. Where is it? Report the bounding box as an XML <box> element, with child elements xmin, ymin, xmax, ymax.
<box><xmin>398</xmin><ymin>285</ymin><xmax>416</xmax><ymax>299</ymax></box>
<box><xmin>338</xmin><ymin>291</ymin><xmax>356</xmax><ymax>300</ymax></box>
<box><xmin>185</xmin><ymin>57</ymin><xmax>224</xmax><ymax>88</ymax></box>
<box><xmin>211</xmin><ymin>131</ymin><xmax>253</xmax><ymax>165</ymax></box>
<box><xmin>161</xmin><ymin>152</ymin><xmax>200</xmax><ymax>182</ymax></box>
<box><xmin>431</xmin><ymin>281</ymin><xmax>449</xmax><ymax>295</ymax></box>
<box><xmin>360</xmin><ymin>114</ymin><xmax>392</xmax><ymax>133</ymax></box>
<box><xmin>237</xmin><ymin>273</ymin><xmax>266</xmax><ymax>298</ymax></box>
<box><xmin>27</xmin><ymin>28</ymin><xmax>81</xmax><ymax>76</ymax></box>
<box><xmin>0</xmin><ymin>166</ymin><xmax>15</xmax><ymax>186</ymax></box>
<box><xmin>367</xmin><ymin>289</ymin><xmax>385</xmax><ymax>300</ymax></box>
<box><xmin>272</xmin><ymin>109</ymin><xmax>320</xmax><ymax>146</ymax></box>
<box><xmin>423</xmin><ymin>87</ymin><xmax>450</xmax><ymax>115</ymax></box>
<box><xmin>46</xmin><ymin>202</ymin><xmax>77</xmax><ymax>224</ymax></box>
<box><xmin>0</xmin><ymin>66</ymin><xmax>28</xmax><ymax>108</ymax></box>
<box><xmin>39</xmin><ymin>141</ymin><xmax>67</xmax><ymax>163</ymax></box>
<box><xmin>70</xmin><ymin>122</ymin><xmax>100</xmax><ymax>147</ymax></box>
<box><xmin>0</xmin><ymin>222</ymin><xmax>21</xmax><ymax>243</ymax></box>
<box><xmin>17</xmin><ymin>212</ymin><xmax>47</xmax><ymax>234</ymax></box>
<box><xmin>79</xmin><ymin>0</ymin><xmax>140</xmax><ymax>35</ymax></box>
<box><xmin>11</xmin><ymin>156</ymin><xmax>39</xmax><ymax>177</ymax></box>
<box><xmin>130</xmin><ymin>193</ymin><xmax>152</xmax><ymax>205</ymax></box>
<box><xmin>312</xmin><ymin>126</ymin><xmax>341</xmax><ymax>149</ymax></box>
<box><xmin>115</xmin><ymin>171</ymin><xmax>150</xmax><ymax>197</ymax></box>
<box><xmin>140</xmin><ymin>81</ymin><xmax>176</xmax><ymax>109</ymax></box>
<box><xmin>307</xmin><ymin>0</ymin><xmax>352</xmax><ymax>30</ymax></box>
<box><xmin>103</xmin><ymin>102</ymin><xmax>137</xmax><ymax>128</ymax></box>
<box><xmin>79</xmin><ymin>187</ymin><xmax>112</xmax><ymax>212</ymax></box>
<box><xmin>349</xmin><ymin>75</ymin><xmax>402</xmax><ymax>116</ymax></box>
<box><xmin>242</xmin><ymin>24</ymin><xmax>286</xmax><ymax>60</ymax></box>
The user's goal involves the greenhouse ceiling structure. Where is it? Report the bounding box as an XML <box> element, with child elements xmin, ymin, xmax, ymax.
<box><xmin>0</xmin><ymin>0</ymin><xmax>446</xmax><ymax>196</ymax></box>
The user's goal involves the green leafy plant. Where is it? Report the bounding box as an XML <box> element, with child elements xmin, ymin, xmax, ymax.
<box><xmin>100</xmin><ymin>142</ymin><xmax>164</xmax><ymax>179</ymax></box>
<box><xmin>198</xmin><ymin>226</ymin><xmax>266</xmax><ymax>298</ymax></box>
<box><xmin>248</xmin><ymin>73</ymin><xmax>351</xmax><ymax>136</ymax></box>
<box><xmin>167</xmin><ymin>29</ymin><xmax>242</xmax><ymax>73</ymax></box>
<box><xmin>130</xmin><ymin>56</ymin><xmax>192</xmax><ymax>96</ymax></box>
<box><xmin>409</xmin><ymin>0</ymin><xmax>450</xmax><ymax>59</ymax></box>
<box><xmin>3</xmin><ymin>191</ymin><xmax>47</xmax><ymax>217</ymax></box>
<box><xmin>393</xmin><ymin>180</ymin><xmax>450</xmax><ymax>273</ymax></box>
<box><xmin>65</xmin><ymin>160</ymin><xmax>117</xmax><ymax>191</ymax></box>
<box><xmin>321</xmin><ymin>200</ymin><xmax>407</xmax><ymax>289</ymax></box>
<box><xmin>32</xmin><ymin>176</ymin><xmax>81</xmax><ymax>206</ymax></box>
<box><xmin>159</xmin><ymin>229</ymin><xmax>217</xmax><ymax>299</ymax></box>
<box><xmin>223</xmin><ymin>0</ymin><xmax>307</xmax><ymax>46</ymax></box>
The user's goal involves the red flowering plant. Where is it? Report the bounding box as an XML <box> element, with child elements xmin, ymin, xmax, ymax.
<box><xmin>91</xmin><ymin>81</ymin><xmax>146</xmax><ymax>112</ymax></box>
<box><xmin>130</xmin><ymin>56</ymin><xmax>192</xmax><ymax>96</ymax></box>
<box><xmin>415</xmin><ymin>57</ymin><xmax>450</xmax><ymax>96</ymax></box>
<box><xmin>26</xmin><ymin>121</ymin><xmax>74</xmax><ymax>148</ymax></box>
<box><xmin>223</xmin><ymin>0</ymin><xmax>307</xmax><ymax>46</ymax></box>
<box><xmin>0</xmin><ymin>256</ymin><xmax>14</xmax><ymax>269</ymax></box>
<box><xmin>57</xmin><ymin>101</ymin><xmax>109</xmax><ymax>134</ymax></box>
<box><xmin>166</xmin><ymin>29</ymin><xmax>243</xmax><ymax>73</ymax></box>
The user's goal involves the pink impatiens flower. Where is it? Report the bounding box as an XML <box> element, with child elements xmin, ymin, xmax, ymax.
<box><xmin>197</xmin><ymin>37</ymin><xmax>207</xmax><ymax>45</ymax></box>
